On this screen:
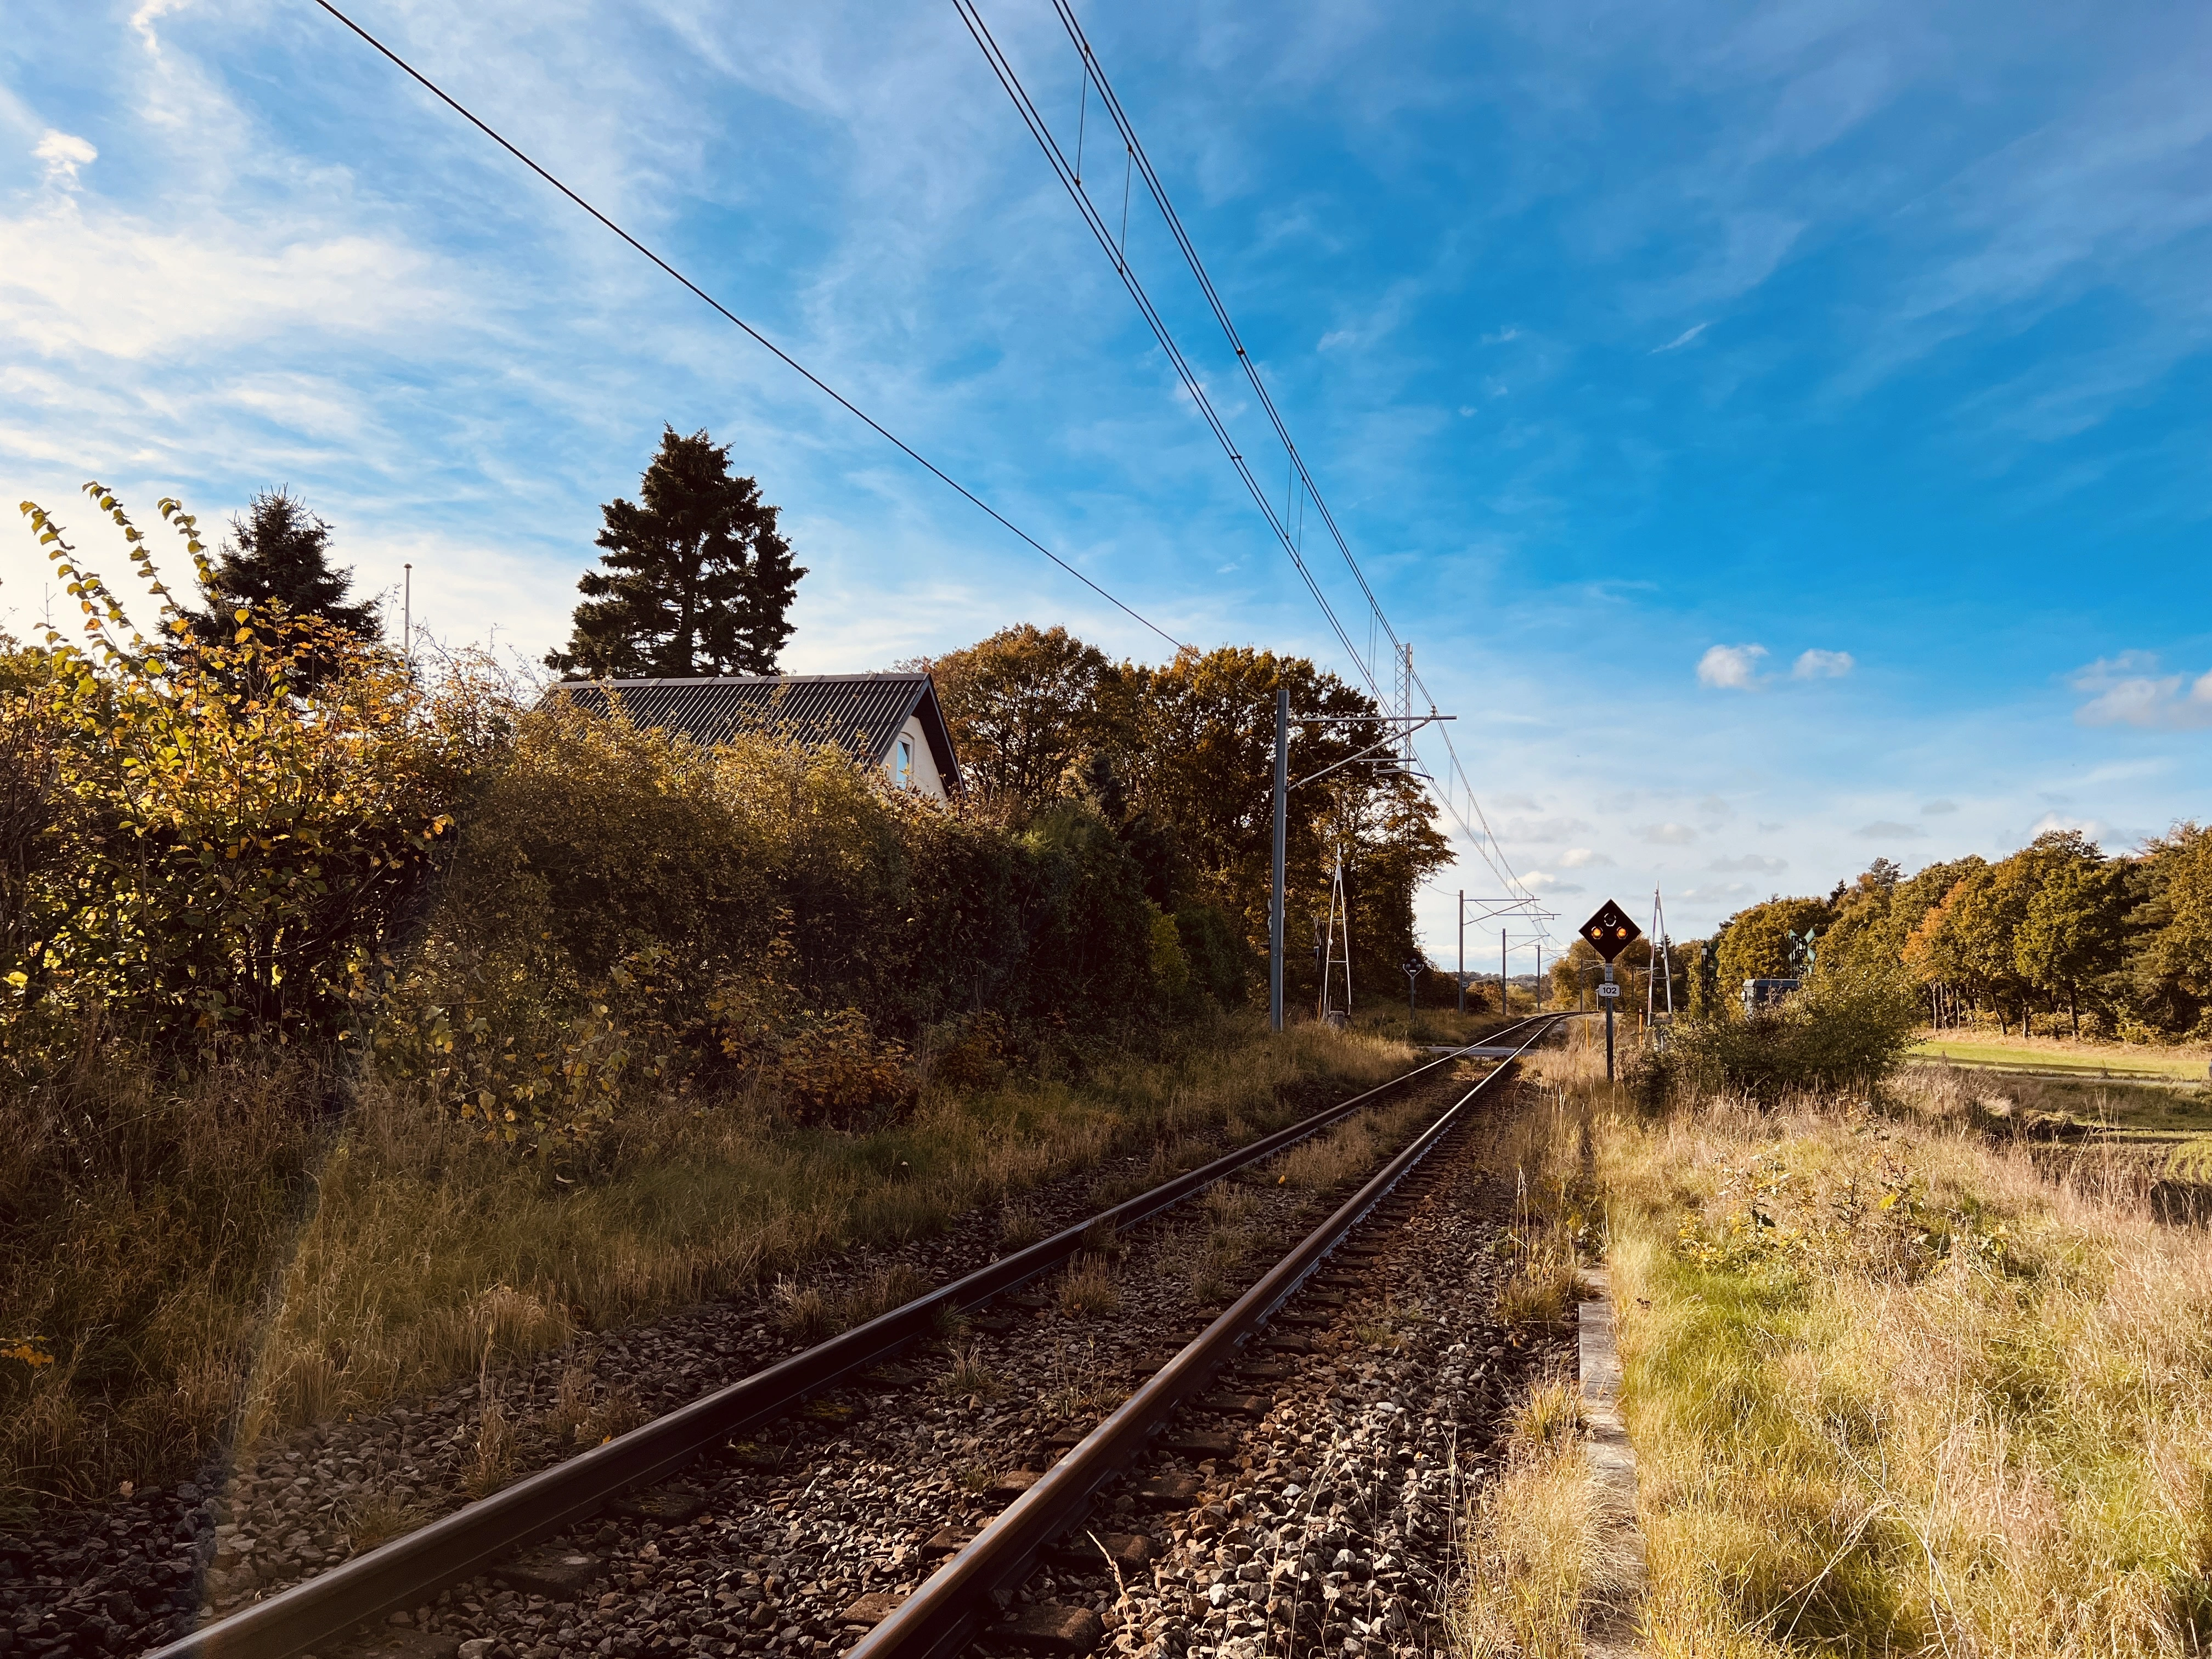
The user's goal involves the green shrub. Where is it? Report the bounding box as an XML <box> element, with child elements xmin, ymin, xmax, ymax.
<box><xmin>1660</xmin><ymin>961</ymin><xmax>1922</xmax><ymax>1102</ymax></box>
<box><xmin>4</xmin><ymin>489</ymin><xmax>478</xmax><ymax>1071</ymax></box>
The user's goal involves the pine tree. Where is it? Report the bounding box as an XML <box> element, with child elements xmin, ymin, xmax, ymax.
<box><xmin>184</xmin><ymin>488</ymin><xmax>380</xmax><ymax>650</ymax></box>
<box><xmin>547</xmin><ymin>428</ymin><xmax>805</xmax><ymax>679</ymax></box>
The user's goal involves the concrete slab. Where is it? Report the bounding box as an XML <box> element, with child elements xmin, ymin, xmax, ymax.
<box><xmin>490</xmin><ymin>1547</ymin><xmax>602</xmax><ymax>1598</ymax></box>
<box><xmin>992</xmin><ymin>1603</ymin><xmax>1104</xmax><ymax>1654</ymax></box>
<box><xmin>837</xmin><ymin>1592</ymin><xmax>905</xmax><ymax>1628</ymax></box>
<box><xmin>1579</xmin><ymin>1268</ymin><xmax>1646</xmax><ymax>1657</ymax></box>
<box><xmin>608</xmin><ymin>1487</ymin><xmax>708</xmax><ymax>1525</ymax></box>
<box><xmin>1130</xmin><ymin>1475</ymin><xmax>1203</xmax><ymax>1506</ymax></box>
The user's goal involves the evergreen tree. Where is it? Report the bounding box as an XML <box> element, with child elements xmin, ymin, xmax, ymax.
<box><xmin>547</xmin><ymin>427</ymin><xmax>804</xmax><ymax>679</ymax></box>
<box><xmin>183</xmin><ymin>488</ymin><xmax>379</xmax><ymax>655</ymax></box>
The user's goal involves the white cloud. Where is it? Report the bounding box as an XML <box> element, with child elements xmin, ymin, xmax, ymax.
<box><xmin>1921</xmin><ymin>799</ymin><xmax>1959</xmax><ymax>815</ymax></box>
<box><xmin>1709</xmin><ymin>853</ymin><xmax>1787</xmax><ymax>873</ymax></box>
<box><xmin>1679</xmin><ymin>882</ymin><xmax>1757</xmax><ymax>903</ymax></box>
<box><xmin>1853</xmin><ymin>820</ymin><xmax>1927</xmax><ymax>840</ymax></box>
<box><xmin>1522</xmin><ymin>871</ymin><xmax>1587</xmax><ymax>896</ymax></box>
<box><xmin>0</xmin><ymin>201</ymin><xmax>447</xmax><ymax>360</ymax></box>
<box><xmin>2025</xmin><ymin>812</ymin><xmax>2113</xmax><ymax>847</ymax></box>
<box><xmin>2071</xmin><ymin>654</ymin><xmax>2212</xmax><ymax>730</ymax></box>
<box><xmin>1497</xmin><ymin>815</ymin><xmax>1592</xmax><ymax>843</ymax></box>
<box><xmin>1697</xmin><ymin>643</ymin><xmax>1768</xmax><ymax>689</ymax></box>
<box><xmin>1559</xmin><ymin>847</ymin><xmax>1615</xmax><ymax>868</ymax></box>
<box><xmin>1638</xmin><ymin>822</ymin><xmax>1699</xmax><ymax>845</ymax></box>
<box><xmin>1792</xmin><ymin>648</ymin><xmax>1855</xmax><ymax>679</ymax></box>
<box><xmin>34</xmin><ymin>130</ymin><xmax>97</xmax><ymax>189</ymax></box>
<box><xmin>1653</xmin><ymin>321</ymin><xmax>1709</xmax><ymax>353</ymax></box>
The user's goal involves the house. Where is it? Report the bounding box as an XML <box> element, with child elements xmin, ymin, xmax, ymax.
<box><xmin>1741</xmin><ymin>977</ymin><xmax>1801</xmax><ymax>1014</ymax></box>
<box><xmin>550</xmin><ymin>673</ymin><xmax>963</xmax><ymax>800</ymax></box>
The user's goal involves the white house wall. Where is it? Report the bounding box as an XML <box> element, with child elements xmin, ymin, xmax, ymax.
<box><xmin>885</xmin><ymin>714</ymin><xmax>948</xmax><ymax>799</ymax></box>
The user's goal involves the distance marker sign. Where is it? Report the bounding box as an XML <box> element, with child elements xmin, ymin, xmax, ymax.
<box><xmin>1578</xmin><ymin>899</ymin><xmax>1643</xmax><ymax>963</ymax></box>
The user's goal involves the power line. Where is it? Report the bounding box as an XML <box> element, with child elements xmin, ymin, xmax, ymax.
<box><xmin>969</xmin><ymin>1</ymin><xmax>1549</xmax><ymax>933</ymax></box>
<box><xmin>1043</xmin><ymin>2</ymin><xmax>1545</xmax><ymax>928</ymax></box>
<box><xmin>308</xmin><ymin>0</ymin><xmax>1189</xmax><ymax>657</ymax></box>
<box><xmin>952</xmin><ymin>0</ymin><xmax>1380</xmax><ymax>691</ymax></box>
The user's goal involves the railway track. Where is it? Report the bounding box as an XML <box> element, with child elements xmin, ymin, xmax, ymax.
<box><xmin>138</xmin><ymin>1014</ymin><xmax>1564</xmax><ymax>1659</ymax></box>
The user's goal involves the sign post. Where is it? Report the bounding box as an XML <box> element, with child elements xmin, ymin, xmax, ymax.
<box><xmin>1577</xmin><ymin>899</ymin><xmax>1643</xmax><ymax>1084</ymax></box>
<box><xmin>1402</xmin><ymin>958</ymin><xmax>1424</xmax><ymax>1022</ymax></box>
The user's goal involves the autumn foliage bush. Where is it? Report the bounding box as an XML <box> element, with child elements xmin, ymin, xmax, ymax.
<box><xmin>3</xmin><ymin>489</ymin><xmax>483</xmax><ymax>1071</ymax></box>
<box><xmin>0</xmin><ymin>487</ymin><xmax>1243</xmax><ymax>1510</ymax></box>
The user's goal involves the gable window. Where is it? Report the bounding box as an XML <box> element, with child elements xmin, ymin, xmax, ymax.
<box><xmin>897</xmin><ymin>736</ymin><xmax>914</xmax><ymax>787</ymax></box>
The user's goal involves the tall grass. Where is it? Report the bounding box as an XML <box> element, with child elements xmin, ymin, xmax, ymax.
<box><xmin>1533</xmin><ymin>1032</ymin><xmax>2212</xmax><ymax>1655</ymax></box>
<box><xmin>1</xmin><ymin>1013</ymin><xmax>1407</xmax><ymax>1514</ymax></box>
<box><xmin>0</xmin><ymin>1054</ymin><xmax>324</xmax><ymax>1517</ymax></box>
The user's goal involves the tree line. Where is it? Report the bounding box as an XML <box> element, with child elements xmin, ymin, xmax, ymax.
<box><xmin>1649</xmin><ymin>830</ymin><xmax>2212</xmax><ymax>1041</ymax></box>
<box><xmin>922</xmin><ymin>624</ymin><xmax>1450</xmax><ymax>1014</ymax></box>
<box><xmin>5</xmin><ymin>434</ymin><xmax>1453</xmax><ymax>1136</ymax></box>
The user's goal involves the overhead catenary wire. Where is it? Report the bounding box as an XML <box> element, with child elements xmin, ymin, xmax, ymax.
<box><xmin>951</xmin><ymin>0</ymin><xmax>1380</xmax><ymax>689</ymax></box>
<box><xmin>974</xmin><ymin>1</ymin><xmax>1549</xmax><ymax>930</ymax></box>
<box><xmin>1046</xmin><ymin>1</ymin><xmax>1546</xmax><ymax>926</ymax></box>
<box><xmin>307</xmin><ymin>0</ymin><xmax>1188</xmax><ymax>657</ymax></box>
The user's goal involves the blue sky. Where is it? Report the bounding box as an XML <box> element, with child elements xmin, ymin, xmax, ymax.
<box><xmin>3</xmin><ymin>0</ymin><xmax>2208</xmax><ymax>963</ymax></box>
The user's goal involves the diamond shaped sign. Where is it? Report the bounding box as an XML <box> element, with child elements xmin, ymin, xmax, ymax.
<box><xmin>1578</xmin><ymin>899</ymin><xmax>1643</xmax><ymax>963</ymax></box>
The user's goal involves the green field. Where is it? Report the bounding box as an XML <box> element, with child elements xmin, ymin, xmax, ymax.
<box><xmin>1910</xmin><ymin>1035</ymin><xmax>2210</xmax><ymax>1081</ymax></box>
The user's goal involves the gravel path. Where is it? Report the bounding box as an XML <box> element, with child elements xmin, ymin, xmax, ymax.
<box><xmin>3</xmin><ymin>1066</ymin><xmax>1477</xmax><ymax>1659</ymax></box>
<box><xmin>309</xmin><ymin>1065</ymin><xmax>1564</xmax><ymax>1659</ymax></box>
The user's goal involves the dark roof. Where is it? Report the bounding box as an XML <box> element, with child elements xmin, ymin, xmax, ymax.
<box><xmin>549</xmin><ymin>673</ymin><xmax>962</xmax><ymax>791</ymax></box>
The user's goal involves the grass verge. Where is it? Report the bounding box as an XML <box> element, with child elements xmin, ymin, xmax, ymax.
<box><xmin>1526</xmin><ymin>1030</ymin><xmax>2212</xmax><ymax>1655</ymax></box>
<box><xmin>2</xmin><ymin>1011</ymin><xmax>1410</xmax><ymax>1519</ymax></box>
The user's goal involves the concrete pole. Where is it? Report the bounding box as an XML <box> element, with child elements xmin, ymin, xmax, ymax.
<box><xmin>1456</xmin><ymin>891</ymin><xmax>1464</xmax><ymax>1015</ymax></box>
<box><xmin>1500</xmin><ymin>929</ymin><xmax>1508</xmax><ymax>1016</ymax></box>
<box><xmin>1270</xmin><ymin>687</ymin><xmax>1287</xmax><ymax>1032</ymax></box>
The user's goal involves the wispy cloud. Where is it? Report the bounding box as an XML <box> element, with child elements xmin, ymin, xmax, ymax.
<box><xmin>2071</xmin><ymin>653</ymin><xmax>2212</xmax><ymax>730</ymax></box>
<box><xmin>1853</xmin><ymin>821</ymin><xmax>1927</xmax><ymax>840</ymax></box>
<box><xmin>2026</xmin><ymin>811</ymin><xmax>2114</xmax><ymax>847</ymax></box>
<box><xmin>1652</xmin><ymin>320</ymin><xmax>1709</xmax><ymax>353</ymax></box>
<box><xmin>1709</xmin><ymin>853</ymin><xmax>1787</xmax><ymax>873</ymax></box>
<box><xmin>35</xmin><ymin>130</ymin><xmax>97</xmax><ymax>188</ymax></box>
<box><xmin>1559</xmin><ymin>847</ymin><xmax>1615</xmax><ymax>868</ymax></box>
<box><xmin>1522</xmin><ymin>871</ymin><xmax>1587</xmax><ymax>896</ymax></box>
<box><xmin>1792</xmin><ymin>648</ymin><xmax>1854</xmax><ymax>679</ymax></box>
<box><xmin>1921</xmin><ymin>798</ymin><xmax>1958</xmax><ymax>815</ymax></box>
<box><xmin>1638</xmin><ymin>822</ymin><xmax>1699</xmax><ymax>845</ymax></box>
<box><xmin>1697</xmin><ymin>644</ymin><xmax>1767</xmax><ymax>689</ymax></box>
<box><xmin>1497</xmin><ymin>815</ymin><xmax>1592</xmax><ymax>843</ymax></box>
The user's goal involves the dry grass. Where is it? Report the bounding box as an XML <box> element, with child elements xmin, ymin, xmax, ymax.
<box><xmin>342</xmin><ymin>1487</ymin><xmax>428</xmax><ymax>1555</ymax></box>
<box><xmin>460</xmin><ymin>1384</ymin><xmax>515</xmax><ymax>1500</ymax></box>
<box><xmin>997</xmin><ymin>1201</ymin><xmax>1046</xmax><ymax>1251</ymax></box>
<box><xmin>1268</xmin><ymin>1091</ymin><xmax>1437</xmax><ymax>1192</ymax></box>
<box><xmin>1458</xmin><ymin>1374</ymin><xmax>1628</xmax><ymax>1659</ymax></box>
<box><xmin>1534</xmin><ymin>1022</ymin><xmax>2212</xmax><ymax>1656</ymax></box>
<box><xmin>4</xmin><ymin>1011</ymin><xmax>1412</xmax><ymax>1513</ymax></box>
<box><xmin>0</xmin><ymin>1056</ymin><xmax>325</xmax><ymax>1518</ymax></box>
<box><xmin>1056</xmin><ymin>1254</ymin><xmax>1123</xmax><ymax>1318</ymax></box>
<box><xmin>935</xmin><ymin>1341</ymin><xmax>1003</xmax><ymax>1401</ymax></box>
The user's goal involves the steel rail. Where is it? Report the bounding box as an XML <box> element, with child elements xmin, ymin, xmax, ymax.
<box><xmin>849</xmin><ymin>1014</ymin><xmax>1567</xmax><ymax>1659</ymax></box>
<box><xmin>150</xmin><ymin>1017</ymin><xmax>1555</xmax><ymax>1659</ymax></box>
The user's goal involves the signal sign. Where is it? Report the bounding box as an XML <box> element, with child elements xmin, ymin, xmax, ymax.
<box><xmin>1578</xmin><ymin>899</ymin><xmax>1643</xmax><ymax>963</ymax></box>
